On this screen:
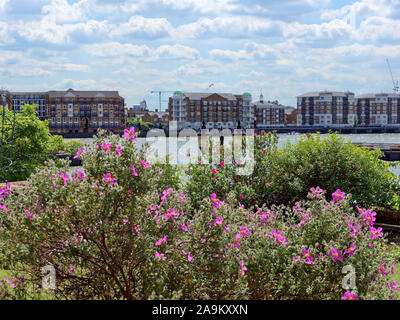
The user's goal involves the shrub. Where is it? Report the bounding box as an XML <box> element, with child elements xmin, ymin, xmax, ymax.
<box><xmin>185</xmin><ymin>132</ymin><xmax>400</xmax><ymax>211</ymax></box>
<box><xmin>0</xmin><ymin>104</ymin><xmax>83</xmax><ymax>182</ymax></box>
<box><xmin>0</xmin><ymin>129</ymin><xmax>397</xmax><ymax>300</ymax></box>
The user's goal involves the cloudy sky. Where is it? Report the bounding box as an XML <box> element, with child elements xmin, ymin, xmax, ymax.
<box><xmin>0</xmin><ymin>0</ymin><xmax>399</xmax><ymax>109</ymax></box>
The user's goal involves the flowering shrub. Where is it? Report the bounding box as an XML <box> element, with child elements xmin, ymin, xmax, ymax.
<box><xmin>185</xmin><ymin>132</ymin><xmax>400</xmax><ymax>211</ymax></box>
<box><xmin>0</xmin><ymin>130</ymin><xmax>397</xmax><ymax>300</ymax></box>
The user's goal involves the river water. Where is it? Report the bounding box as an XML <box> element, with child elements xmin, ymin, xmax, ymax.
<box><xmin>65</xmin><ymin>133</ymin><xmax>400</xmax><ymax>176</ymax></box>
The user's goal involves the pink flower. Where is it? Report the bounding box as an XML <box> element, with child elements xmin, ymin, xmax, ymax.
<box><xmin>210</xmin><ymin>193</ymin><xmax>223</xmax><ymax>209</ymax></box>
<box><xmin>58</xmin><ymin>172</ymin><xmax>69</xmax><ymax>185</ymax></box>
<box><xmin>74</xmin><ymin>170</ymin><xmax>86</xmax><ymax>181</ymax></box>
<box><xmin>239</xmin><ymin>226</ymin><xmax>251</xmax><ymax>237</ymax></box>
<box><xmin>139</xmin><ymin>158</ymin><xmax>151</xmax><ymax>168</ymax></box>
<box><xmin>380</xmin><ymin>264</ymin><xmax>388</xmax><ymax>275</ymax></box>
<box><xmin>154</xmin><ymin>252</ymin><xmax>166</xmax><ymax>260</ymax></box>
<box><xmin>231</xmin><ymin>234</ymin><xmax>241</xmax><ymax>249</ymax></box>
<box><xmin>344</xmin><ymin>243</ymin><xmax>357</xmax><ymax>256</ymax></box>
<box><xmin>101</xmin><ymin>143</ymin><xmax>112</xmax><ymax>153</ymax></box>
<box><xmin>73</xmin><ymin>147</ymin><xmax>83</xmax><ymax>159</ymax></box>
<box><xmin>182</xmin><ymin>251</ymin><xmax>194</xmax><ymax>262</ymax></box>
<box><xmin>131</xmin><ymin>164</ymin><xmax>138</xmax><ymax>176</ymax></box>
<box><xmin>370</xmin><ymin>227</ymin><xmax>383</xmax><ymax>240</ymax></box>
<box><xmin>328</xmin><ymin>247</ymin><xmax>343</xmax><ymax>262</ymax></box>
<box><xmin>342</xmin><ymin>291</ymin><xmax>359</xmax><ymax>300</ymax></box>
<box><xmin>357</xmin><ymin>207</ymin><xmax>377</xmax><ymax>227</ymax></box>
<box><xmin>104</xmin><ymin>173</ymin><xmax>116</xmax><ymax>184</ymax></box>
<box><xmin>302</xmin><ymin>249</ymin><xmax>316</xmax><ymax>264</ymax></box>
<box><xmin>163</xmin><ymin>209</ymin><xmax>177</xmax><ymax>221</ymax></box>
<box><xmin>239</xmin><ymin>194</ymin><xmax>243</xmax><ymax>201</ymax></box>
<box><xmin>123</xmin><ymin>127</ymin><xmax>138</xmax><ymax>141</ymax></box>
<box><xmin>310</xmin><ymin>186</ymin><xmax>324</xmax><ymax>199</ymax></box>
<box><xmin>269</xmin><ymin>230</ymin><xmax>288</xmax><ymax>245</ymax></box>
<box><xmin>219</xmin><ymin>161</ymin><xmax>224</xmax><ymax>166</ymax></box>
<box><xmin>0</xmin><ymin>204</ymin><xmax>8</xmax><ymax>211</ymax></box>
<box><xmin>238</xmin><ymin>260</ymin><xmax>247</xmax><ymax>276</ymax></box>
<box><xmin>68</xmin><ymin>265</ymin><xmax>74</xmax><ymax>276</ymax></box>
<box><xmin>215</xmin><ymin>217</ymin><xmax>223</xmax><ymax>225</ymax></box>
<box><xmin>332</xmin><ymin>189</ymin><xmax>345</xmax><ymax>202</ymax></box>
<box><xmin>115</xmin><ymin>146</ymin><xmax>122</xmax><ymax>157</ymax></box>
<box><xmin>155</xmin><ymin>235</ymin><xmax>168</xmax><ymax>246</ymax></box>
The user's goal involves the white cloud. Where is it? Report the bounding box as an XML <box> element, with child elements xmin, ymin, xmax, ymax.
<box><xmin>357</xmin><ymin>16</ymin><xmax>400</xmax><ymax>42</ymax></box>
<box><xmin>41</xmin><ymin>0</ymin><xmax>89</xmax><ymax>23</ymax></box>
<box><xmin>84</xmin><ymin>42</ymin><xmax>199</xmax><ymax>61</ymax></box>
<box><xmin>110</xmin><ymin>15</ymin><xmax>172</xmax><ymax>39</ymax></box>
<box><xmin>321</xmin><ymin>0</ymin><xmax>400</xmax><ymax>21</ymax></box>
<box><xmin>0</xmin><ymin>0</ymin><xmax>8</xmax><ymax>11</ymax></box>
<box><xmin>174</xmin><ymin>16</ymin><xmax>283</xmax><ymax>39</ymax></box>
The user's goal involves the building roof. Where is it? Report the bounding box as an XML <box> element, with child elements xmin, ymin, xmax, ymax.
<box><xmin>355</xmin><ymin>93</ymin><xmax>400</xmax><ymax>99</ymax></box>
<box><xmin>145</xmin><ymin>111</ymin><xmax>168</xmax><ymax>117</ymax></box>
<box><xmin>10</xmin><ymin>92</ymin><xmax>47</xmax><ymax>95</ymax></box>
<box><xmin>254</xmin><ymin>100</ymin><xmax>284</xmax><ymax>108</ymax></box>
<box><xmin>182</xmin><ymin>92</ymin><xmax>241</xmax><ymax>101</ymax></box>
<box><xmin>297</xmin><ymin>91</ymin><xmax>355</xmax><ymax>98</ymax></box>
<box><xmin>47</xmin><ymin>89</ymin><xmax>123</xmax><ymax>99</ymax></box>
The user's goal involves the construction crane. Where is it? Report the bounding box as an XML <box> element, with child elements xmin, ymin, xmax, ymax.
<box><xmin>386</xmin><ymin>59</ymin><xmax>399</xmax><ymax>93</ymax></box>
<box><xmin>150</xmin><ymin>90</ymin><xmax>174</xmax><ymax>112</ymax></box>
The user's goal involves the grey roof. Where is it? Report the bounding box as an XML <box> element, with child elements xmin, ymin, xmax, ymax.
<box><xmin>10</xmin><ymin>92</ymin><xmax>47</xmax><ymax>95</ymax></box>
<box><xmin>297</xmin><ymin>91</ymin><xmax>355</xmax><ymax>98</ymax></box>
<box><xmin>48</xmin><ymin>89</ymin><xmax>123</xmax><ymax>99</ymax></box>
<box><xmin>254</xmin><ymin>100</ymin><xmax>284</xmax><ymax>108</ymax></box>
<box><xmin>183</xmin><ymin>92</ymin><xmax>240</xmax><ymax>101</ymax></box>
<box><xmin>355</xmin><ymin>93</ymin><xmax>400</xmax><ymax>99</ymax></box>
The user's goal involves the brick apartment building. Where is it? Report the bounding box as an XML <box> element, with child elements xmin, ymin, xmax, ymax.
<box><xmin>254</xmin><ymin>93</ymin><xmax>285</xmax><ymax>128</ymax></box>
<box><xmin>142</xmin><ymin>109</ymin><xmax>169</xmax><ymax>127</ymax></box>
<box><xmin>0</xmin><ymin>90</ymin><xmax>47</xmax><ymax>120</ymax></box>
<box><xmin>169</xmin><ymin>91</ymin><xmax>260</xmax><ymax>131</ymax></box>
<box><xmin>1</xmin><ymin>89</ymin><xmax>125</xmax><ymax>134</ymax></box>
<box><xmin>297</xmin><ymin>91</ymin><xmax>356</xmax><ymax>126</ymax></box>
<box><xmin>355</xmin><ymin>93</ymin><xmax>400</xmax><ymax>126</ymax></box>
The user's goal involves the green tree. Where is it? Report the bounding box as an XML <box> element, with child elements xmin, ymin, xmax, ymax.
<box><xmin>0</xmin><ymin>104</ymin><xmax>70</xmax><ymax>182</ymax></box>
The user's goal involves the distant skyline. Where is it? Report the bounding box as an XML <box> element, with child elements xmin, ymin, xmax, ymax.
<box><xmin>0</xmin><ymin>0</ymin><xmax>400</xmax><ymax>110</ymax></box>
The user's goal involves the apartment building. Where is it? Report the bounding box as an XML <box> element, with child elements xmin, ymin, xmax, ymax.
<box><xmin>297</xmin><ymin>91</ymin><xmax>356</xmax><ymax>127</ymax></box>
<box><xmin>254</xmin><ymin>93</ymin><xmax>285</xmax><ymax>128</ymax></box>
<box><xmin>355</xmin><ymin>93</ymin><xmax>400</xmax><ymax>126</ymax></box>
<box><xmin>126</xmin><ymin>100</ymin><xmax>149</xmax><ymax>123</ymax></box>
<box><xmin>168</xmin><ymin>91</ymin><xmax>255</xmax><ymax>131</ymax></box>
<box><xmin>142</xmin><ymin>109</ymin><xmax>169</xmax><ymax>127</ymax></box>
<box><xmin>48</xmin><ymin>89</ymin><xmax>125</xmax><ymax>134</ymax></box>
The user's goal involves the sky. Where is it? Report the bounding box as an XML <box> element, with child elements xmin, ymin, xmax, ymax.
<box><xmin>0</xmin><ymin>0</ymin><xmax>400</xmax><ymax>110</ymax></box>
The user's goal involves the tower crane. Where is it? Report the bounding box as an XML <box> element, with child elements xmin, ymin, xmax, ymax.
<box><xmin>150</xmin><ymin>90</ymin><xmax>174</xmax><ymax>112</ymax></box>
<box><xmin>386</xmin><ymin>59</ymin><xmax>399</xmax><ymax>93</ymax></box>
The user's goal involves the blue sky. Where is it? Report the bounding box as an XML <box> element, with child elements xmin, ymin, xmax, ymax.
<box><xmin>0</xmin><ymin>0</ymin><xmax>400</xmax><ymax>110</ymax></box>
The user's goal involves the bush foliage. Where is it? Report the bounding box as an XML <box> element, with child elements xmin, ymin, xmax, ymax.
<box><xmin>0</xmin><ymin>105</ymin><xmax>84</xmax><ymax>182</ymax></box>
<box><xmin>0</xmin><ymin>129</ymin><xmax>398</xmax><ymax>300</ymax></box>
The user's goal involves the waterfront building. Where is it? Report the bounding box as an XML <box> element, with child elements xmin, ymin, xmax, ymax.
<box><xmin>0</xmin><ymin>90</ymin><xmax>47</xmax><ymax>120</ymax></box>
<box><xmin>285</xmin><ymin>108</ymin><xmax>298</xmax><ymax>125</ymax></box>
<box><xmin>355</xmin><ymin>93</ymin><xmax>400</xmax><ymax>126</ymax></box>
<box><xmin>254</xmin><ymin>93</ymin><xmax>285</xmax><ymax>128</ymax></box>
<box><xmin>168</xmin><ymin>91</ymin><xmax>255</xmax><ymax>131</ymax></box>
<box><xmin>142</xmin><ymin>109</ymin><xmax>169</xmax><ymax>127</ymax></box>
<box><xmin>297</xmin><ymin>91</ymin><xmax>356</xmax><ymax>127</ymax></box>
<box><xmin>47</xmin><ymin>89</ymin><xmax>125</xmax><ymax>134</ymax></box>
<box><xmin>126</xmin><ymin>100</ymin><xmax>149</xmax><ymax>122</ymax></box>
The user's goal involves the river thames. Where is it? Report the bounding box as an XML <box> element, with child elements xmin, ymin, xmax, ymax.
<box><xmin>65</xmin><ymin>133</ymin><xmax>400</xmax><ymax>176</ymax></box>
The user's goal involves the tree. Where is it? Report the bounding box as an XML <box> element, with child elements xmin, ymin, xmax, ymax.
<box><xmin>0</xmin><ymin>105</ymin><xmax>67</xmax><ymax>182</ymax></box>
